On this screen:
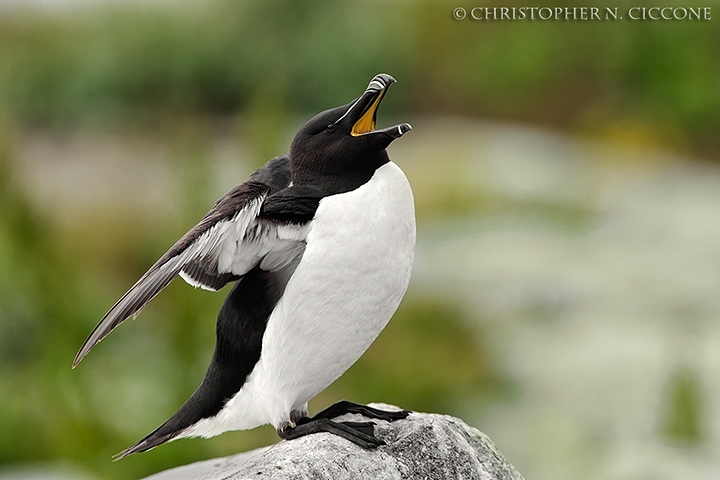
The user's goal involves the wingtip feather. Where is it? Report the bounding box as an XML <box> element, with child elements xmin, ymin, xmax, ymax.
<box><xmin>72</xmin><ymin>339</ymin><xmax>91</xmax><ymax>368</ymax></box>
<box><xmin>72</xmin><ymin>324</ymin><xmax>109</xmax><ymax>368</ymax></box>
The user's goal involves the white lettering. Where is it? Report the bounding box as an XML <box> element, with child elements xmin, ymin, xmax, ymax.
<box><xmin>605</xmin><ymin>7</ymin><xmax>618</xmax><ymax>20</ymax></box>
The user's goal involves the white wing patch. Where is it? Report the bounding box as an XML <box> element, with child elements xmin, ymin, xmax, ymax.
<box><xmin>179</xmin><ymin>270</ymin><xmax>212</xmax><ymax>290</ymax></box>
<box><xmin>177</xmin><ymin>199</ymin><xmax>310</xmax><ymax>291</ymax></box>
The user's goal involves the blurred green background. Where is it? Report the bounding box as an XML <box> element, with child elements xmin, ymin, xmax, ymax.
<box><xmin>1</xmin><ymin>0</ymin><xmax>719</xmax><ymax>479</ymax></box>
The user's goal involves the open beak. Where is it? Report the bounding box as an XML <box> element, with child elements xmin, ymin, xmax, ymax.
<box><xmin>349</xmin><ymin>74</ymin><xmax>412</xmax><ymax>139</ymax></box>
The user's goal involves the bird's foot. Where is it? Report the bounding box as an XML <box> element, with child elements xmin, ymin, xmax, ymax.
<box><xmin>276</xmin><ymin>400</ymin><xmax>411</xmax><ymax>449</ymax></box>
<box><xmin>309</xmin><ymin>400</ymin><xmax>411</xmax><ymax>422</ymax></box>
<box><xmin>277</xmin><ymin>418</ymin><xmax>383</xmax><ymax>449</ymax></box>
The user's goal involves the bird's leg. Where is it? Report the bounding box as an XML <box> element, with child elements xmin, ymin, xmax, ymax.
<box><xmin>277</xmin><ymin>418</ymin><xmax>384</xmax><ymax>449</ymax></box>
<box><xmin>290</xmin><ymin>406</ymin><xmax>308</xmax><ymax>425</ymax></box>
<box><xmin>310</xmin><ymin>399</ymin><xmax>411</xmax><ymax>422</ymax></box>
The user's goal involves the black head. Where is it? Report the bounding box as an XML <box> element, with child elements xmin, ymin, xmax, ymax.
<box><xmin>289</xmin><ymin>73</ymin><xmax>411</xmax><ymax>194</ymax></box>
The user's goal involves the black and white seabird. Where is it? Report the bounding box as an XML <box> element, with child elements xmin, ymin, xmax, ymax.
<box><xmin>73</xmin><ymin>73</ymin><xmax>415</xmax><ymax>457</ymax></box>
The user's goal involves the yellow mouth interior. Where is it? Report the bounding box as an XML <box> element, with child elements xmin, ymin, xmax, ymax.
<box><xmin>351</xmin><ymin>90</ymin><xmax>385</xmax><ymax>136</ymax></box>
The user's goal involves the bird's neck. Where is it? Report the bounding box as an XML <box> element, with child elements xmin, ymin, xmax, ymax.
<box><xmin>290</xmin><ymin>151</ymin><xmax>390</xmax><ymax>196</ymax></box>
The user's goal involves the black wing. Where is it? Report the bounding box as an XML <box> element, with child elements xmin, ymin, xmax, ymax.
<box><xmin>73</xmin><ymin>157</ymin><xmax>311</xmax><ymax>367</ymax></box>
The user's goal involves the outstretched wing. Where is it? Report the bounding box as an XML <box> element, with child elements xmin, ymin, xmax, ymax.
<box><xmin>73</xmin><ymin>156</ymin><xmax>315</xmax><ymax>367</ymax></box>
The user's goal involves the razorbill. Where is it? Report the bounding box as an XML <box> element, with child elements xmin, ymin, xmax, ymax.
<box><xmin>73</xmin><ymin>73</ymin><xmax>416</xmax><ymax>457</ymax></box>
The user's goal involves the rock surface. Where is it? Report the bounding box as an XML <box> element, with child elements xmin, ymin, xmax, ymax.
<box><xmin>143</xmin><ymin>404</ymin><xmax>524</xmax><ymax>480</ymax></box>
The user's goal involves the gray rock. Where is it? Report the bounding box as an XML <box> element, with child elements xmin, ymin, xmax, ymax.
<box><xmin>144</xmin><ymin>404</ymin><xmax>524</xmax><ymax>480</ymax></box>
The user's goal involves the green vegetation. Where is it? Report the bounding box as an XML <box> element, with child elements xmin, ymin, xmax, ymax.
<box><xmin>658</xmin><ymin>365</ymin><xmax>705</xmax><ymax>445</ymax></box>
<box><xmin>1</xmin><ymin>1</ymin><xmax>719</xmax><ymax>155</ymax></box>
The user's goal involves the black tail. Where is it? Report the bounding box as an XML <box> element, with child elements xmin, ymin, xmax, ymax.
<box><xmin>114</xmin><ymin>355</ymin><xmax>246</xmax><ymax>459</ymax></box>
<box><xmin>114</xmin><ymin>379</ymin><xmax>218</xmax><ymax>459</ymax></box>
<box><xmin>114</xmin><ymin>425</ymin><xmax>182</xmax><ymax>460</ymax></box>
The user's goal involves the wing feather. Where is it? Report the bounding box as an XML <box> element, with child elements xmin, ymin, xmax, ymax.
<box><xmin>73</xmin><ymin>165</ymin><xmax>308</xmax><ymax>367</ymax></box>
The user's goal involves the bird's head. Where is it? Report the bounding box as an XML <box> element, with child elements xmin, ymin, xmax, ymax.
<box><xmin>289</xmin><ymin>73</ymin><xmax>411</xmax><ymax>191</ymax></box>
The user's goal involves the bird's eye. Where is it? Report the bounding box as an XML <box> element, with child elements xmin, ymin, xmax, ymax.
<box><xmin>326</xmin><ymin>123</ymin><xmax>337</xmax><ymax>131</ymax></box>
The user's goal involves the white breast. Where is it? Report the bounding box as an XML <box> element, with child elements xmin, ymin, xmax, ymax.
<box><xmin>183</xmin><ymin>161</ymin><xmax>415</xmax><ymax>437</ymax></box>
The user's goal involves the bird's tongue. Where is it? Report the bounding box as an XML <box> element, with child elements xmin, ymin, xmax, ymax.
<box><xmin>351</xmin><ymin>90</ymin><xmax>385</xmax><ymax>136</ymax></box>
